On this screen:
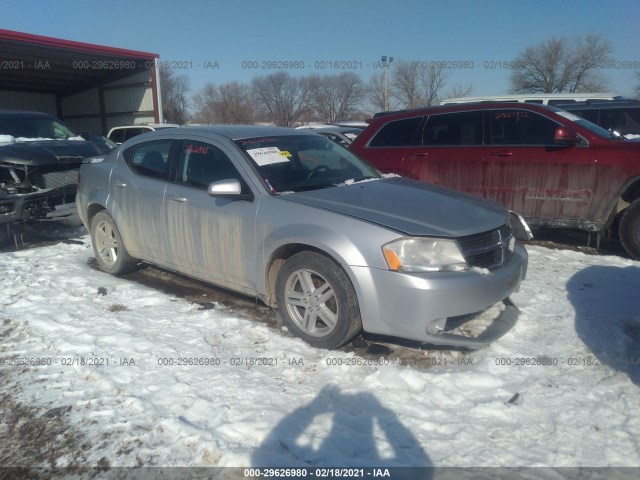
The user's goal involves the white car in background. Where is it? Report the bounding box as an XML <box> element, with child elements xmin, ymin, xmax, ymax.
<box><xmin>107</xmin><ymin>123</ymin><xmax>180</xmax><ymax>144</ymax></box>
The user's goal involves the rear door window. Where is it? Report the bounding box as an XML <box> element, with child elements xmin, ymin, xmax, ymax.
<box><xmin>421</xmin><ymin>111</ymin><xmax>482</xmax><ymax>145</ymax></box>
<box><xmin>369</xmin><ymin>116</ymin><xmax>423</xmax><ymax>147</ymax></box>
<box><xmin>126</xmin><ymin>140</ymin><xmax>174</xmax><ymax>180</ymax></box>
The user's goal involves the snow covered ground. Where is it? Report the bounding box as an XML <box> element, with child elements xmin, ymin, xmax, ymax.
<box><xmin>1</xmin><ymin>235</ymin><xmax>639</xmax><ymax>475</ymax></box>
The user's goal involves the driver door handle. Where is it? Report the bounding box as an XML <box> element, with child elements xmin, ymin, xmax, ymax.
<box><xmin>489</xmin><ymin>151</ymin><xmax>513</xmax><ymax>157</ymax></box>
<box><xmin>169</xmin><ymin>195</ymin><xmax>188</xmax><ymax>203</ymax></box>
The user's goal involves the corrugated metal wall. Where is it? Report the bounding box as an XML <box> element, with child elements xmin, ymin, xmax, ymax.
<box><xmin>0</xmin><ymin>90</ymin><xmax>56</xmax><ymax>114</ymax></box>
<box><xmin>1</xmin><ymin>67</ymin><xmax>157</xmax><ymax>135</ymax></box>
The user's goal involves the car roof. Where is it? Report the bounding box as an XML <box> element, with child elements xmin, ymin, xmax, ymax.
<box><xmin>297</xmin><ymin>125</ymin><xmax>362</xmax><ymax>134</ymax></box>
<box><xmin>371</xmin><ymin>102</ymin><xmax>559</xmax><ymax>120</ymax></box>
<box><xmin>141</xmin><ymin>124</ymin><xmax>313</xmax><ymax>141</ymax></box>
<box><xmin>555</xmin><ymin>99</ymin><xmax>640</xmax><ymax>110</ymax></box>
<box><xmin>109</xmin><ymin>124</ymin><xmax>180</xmax><ymax>129</ymax></box>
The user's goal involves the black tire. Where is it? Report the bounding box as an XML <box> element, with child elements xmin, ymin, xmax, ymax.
<box><xmin>275</xmin><ymin>251</ymin><xmax>362</xmax><ymax>349</ymax></box>
<box><xmin>619</xmin><ymin>199</ymin><xmax>640</xmax><ymax>261</ymax></box>
<box><xmin>90</xmin><ymin>211</ymin><xmax>138</xmax><ymax>275</ymax></box>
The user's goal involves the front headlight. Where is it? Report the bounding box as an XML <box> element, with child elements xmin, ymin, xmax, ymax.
<box><xmin>382</xmin><ymin>237</ymin><xmax>468</xmax><ymax>272</ymax></box>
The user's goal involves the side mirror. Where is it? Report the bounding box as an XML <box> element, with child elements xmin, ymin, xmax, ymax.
<box><xmin>207</xmin><ymin>178</ymin><xmax>254</xmax><ymax>201</ymax></box>
<box><xmin>207</xmin><ymin>178</ymin><xmax>242</xmax><ymax>196</ymax></box>
<box><xmin>554</xmin><ymin>126</ymin><xmax>579</xmax><ymax>146</ymax></box>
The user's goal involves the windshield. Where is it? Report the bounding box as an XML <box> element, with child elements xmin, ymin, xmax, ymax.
<box><xmin>236</xmin><ymin>134</ymin><xmax>380</xmax><ymax>193</ymax></box>
<box><xmin>0</xmin><ymin>115</ymin><xmax>78</xmax><ymax>139</ymax></box>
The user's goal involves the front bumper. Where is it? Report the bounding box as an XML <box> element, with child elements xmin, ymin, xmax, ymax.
<box><xmin>350</xmin><ymin>242</ymin><xmax>528</xmax><ymax>348</ymax></box>
<box><xmin>0</xmin><ymin>185</ymin><xmax>77</xmax><ymax>225</ymax></box>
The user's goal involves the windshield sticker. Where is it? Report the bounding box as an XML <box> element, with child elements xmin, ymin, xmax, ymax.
<box><xmin>556</xmin><ymin>111</ymin><xmax>582</xmax><ymax>122</ymax></box>
<box><xmin>247</xmin><ymin>147</ymin><xmax>291</xmax><ymax>166</ymax></box>
<box><xmin>279</xmin><ymin>150</ymin><xmax>292</xmax><ymax>157</ymax></box>
<box><xmin>240</xmin><ymin>137</ymin><xmax>277</xmax><ymax>146</ymax></box>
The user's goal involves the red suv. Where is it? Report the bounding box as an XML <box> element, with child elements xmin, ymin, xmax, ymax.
<box><xmin>350</xmin><ymin>103</ymin><xmax>640</xmax><ymax>259</ymax></box>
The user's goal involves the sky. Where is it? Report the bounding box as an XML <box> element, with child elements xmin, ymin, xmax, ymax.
<box><xmin>2</xmin><ymin>0</ymin><xmax>640</xmax><ymax>100</ymax></box>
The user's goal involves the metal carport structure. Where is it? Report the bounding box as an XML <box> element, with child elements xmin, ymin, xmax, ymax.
<box><xmin>0</xmin><ymin>29</ymin><xmax>162</xmax><ymax>134</ymax></box>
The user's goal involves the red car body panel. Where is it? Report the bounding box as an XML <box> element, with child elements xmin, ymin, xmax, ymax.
<box><xmin>350</xmin><ymin>103</ymin><xmax>640</xmax><ymax>232</ymax></box>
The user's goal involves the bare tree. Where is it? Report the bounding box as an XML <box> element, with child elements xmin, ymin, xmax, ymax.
<box><xmin>635</xmin><ymin>71</ymin><xmax>640</xmax><ymax>99</ymax></box>
<box><xmin>418</xmin><ymin>64</ymin><xmax>449</xmax><ymax>106</ymax></box>
<box><xmin>308</xmin><ymin>73</ymin><xmax>364</xmax><ymax>123</ymax></box>
<box><xmin>509</xmin><ymin>34</ymin><xmax>613</xmax><ymax>93</ymax></box>
<box><xmin>251</xmin><ymin>72</ymin><xmax>311</xmax><ymax>127</ymax></box>
<box><xmin>391</xmin><ymin>60</ymin><xmax>422</xmax><ymax>109</ymax></box>
<box><xmin>192</xmin><ymin>81</ymin><xmax>254</xmax><ymax>124</ymax></box>
<box><xmin>159</xmin><ymin>63</ymin><xmax>190</xmax><ymax>124</ymax></box>
<box><xmin>391</xmin><ymin>60</ymin><xmax>450</xmax><ymax>108</ymax></box>
<box><xmin>366</xmin><ymin>72</ymin><xmax>387</xmax><ymax>112</ymax></box>
<box><xmin>444</xmin><ymin>83</ymin><xmax>473</xmax><ymax>100</ymax></box>
<box><xmin>191</xmin><ymin>83</ymin><xmax>218</xmax><ymax>124</ymax></box>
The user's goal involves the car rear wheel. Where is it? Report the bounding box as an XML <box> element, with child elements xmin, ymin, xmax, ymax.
<box><xmin>276</xmin><ymin>251</ymin><xmax>362</xmax><ymax>349</ymax></box>
<box><xmin>90</xmin><ymin>211</ymin><xmax>138</xmax><ymax>275</ymax></box>
<box><xmin>619</xmin><ymin>199</ymin><xmax>640</xmax><ymax>260</ymax></box>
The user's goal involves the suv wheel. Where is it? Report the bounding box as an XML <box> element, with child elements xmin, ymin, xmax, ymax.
<box><xmin>275</xmin><ymin>251</ymin><xmax>362</xmax><ymax>349</ymax></box>
<box><xmin>619</xmin><ymin>199</ymin><xmax>640</xmax><ymax>260</ymax></box>
<box><xmin>90</xmin><ymin>211</ymin><xmax>138</xmax><ymax>275</ymax></box>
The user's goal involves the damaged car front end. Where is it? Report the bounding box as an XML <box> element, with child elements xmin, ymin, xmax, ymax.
<box><xmin>0</xmin><ymin>111</ymin><xmax>113</xmax><ymax>235</ymax></box>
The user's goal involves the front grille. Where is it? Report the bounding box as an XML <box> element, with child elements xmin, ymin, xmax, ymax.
<box><xmin>35</xmin><ymin>169</ymin><xmax>79</xmax><ymax>189</ymax></box>
<box><xmin>457</xmin><ymin>224</ymin><xmax>513</xmax><ymax>270</ymax></box>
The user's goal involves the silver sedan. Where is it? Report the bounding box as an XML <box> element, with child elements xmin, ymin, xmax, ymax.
<box><xmin>77</xmin><ymin>125</ymin><xmax>528</xmax><ymax>349</ymax></box>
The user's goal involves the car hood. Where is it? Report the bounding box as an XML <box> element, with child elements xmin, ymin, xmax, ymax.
<box><xmin>0</xmin><ymin>140</ymin><xmax>106</xmax><ymax>166</ymax></box>
<box><xmin>280</xmin><ymin>177</ymin><xmax>508</xmax><ymax>237</ymax></box>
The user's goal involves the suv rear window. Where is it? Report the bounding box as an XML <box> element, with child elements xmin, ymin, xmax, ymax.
<box><xmin>369</xmin><ymin>116</ymin><xmax>422</xmax><ymax>147</ymax></box>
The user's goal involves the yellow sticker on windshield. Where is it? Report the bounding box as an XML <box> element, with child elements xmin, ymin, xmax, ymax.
<box><xmin>279</xmin><ymin>150</ymin><xmax>292</xmax><ymax>157</ymax></box>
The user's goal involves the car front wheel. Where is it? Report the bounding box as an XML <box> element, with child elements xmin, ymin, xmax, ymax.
<box><xmin>276</xmin><ymin>251</ymin><xmax>362</xmax><ymax>349</ymax></box>
<box><xmin>619</xmin><ymin>199</ymin><xmax>640</xmax><ymax>261</ymax></box>
<box><xmin>90</xmin><ymin>211</ymin><xmax>138</xmax><ymax>275</ymax></box>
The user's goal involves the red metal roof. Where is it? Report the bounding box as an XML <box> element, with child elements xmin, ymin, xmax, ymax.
<box><xmin>0</xmin><ymin>29</ymin><xmax>158</xmax><ymax>59</ymax></box>
<box><xmin>0</xmin><ymin>29</ymin><xmax>159</xmax><ymax>95</ymax></box>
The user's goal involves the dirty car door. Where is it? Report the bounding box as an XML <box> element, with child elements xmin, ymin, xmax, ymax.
<box><xmin>402</xmin><ymin>110</ymin><xmax>485</xmax><ymax>197</ymax></box>
<box><xmin>483</xmin><ymin>108</ymin><xmax>596</xmax><ymax>221</ymax></box>
<box><xmin>164</xmin><ymin>139</ymin><xmax>258</xmax><ymax>292</ymax></box>
<box><xmin>110</xmin><ymin>139</ymin><xmax>176</xmax><ymax>261</ymax></box>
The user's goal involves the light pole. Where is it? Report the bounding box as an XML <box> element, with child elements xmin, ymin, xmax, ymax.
<box><xmin>382</xmin><ymin>55</ymin><xmax>394</xmax><ymax>111</ymax></box>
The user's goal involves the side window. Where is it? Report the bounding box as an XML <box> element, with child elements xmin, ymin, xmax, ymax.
<box><xmin>600</xmin><ymin>109</ymin><xmax>640</xmax><ymax>135</ymax></box>
<box><xmin>128</xmin><ymin>140</ymin><xmax>173</xmax><ymax>179</ymax></box>
<box><xmin>422</xmin><ymin>111</ymin><xmax>482</xmax><ymax>146</ymax></box>
<box><xmin>567</xmin><ymin>109</ymin><xmax>598</xmax><ymax>124</ymax></box>
<box><xmin>487</xmin><ymin>110</ymin><xmax>559</xmax><ymax>145</ymax></box>
<box><xmin>125</xmin><ymin>128</ymin><xmax>147</xmax><ymax>141</ymax></box>
<box><xmin>177</xmin><ymin>141</ymin><xmax>242</xmax><ymax>190</ymax></box>
<box><xmin>368</xmin><ymin>116</ymin><xmax>422</xmax><ymax>147</ymax></box>
<box><xmin>109</xmin><ymin>129</ymin><xmax>125</xmax><ymax>143</ymax></box>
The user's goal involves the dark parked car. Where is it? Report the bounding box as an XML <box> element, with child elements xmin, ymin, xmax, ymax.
<box><xmin>296</xmin><ymin>125</ymin><xmax>363</xmax><ymax>147</ymax></box>
<box><xmin>555</xmin><ymin>99</ymin><xmax>640</xmax><ymax>137</ymax></box>
<box><xmin>350</xmin><ymin>102</ymin><xmax>640</xmax><ymax>259</ymax></box>
<box><xmin>77</xmin><ymin>125</ymin><xmax>528</xmax><ymax>350</ymax></box>
<box><xmin>0</xmin><ymin>110</ymin><xmax>112</xmax><ymax>228</ymax></box>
